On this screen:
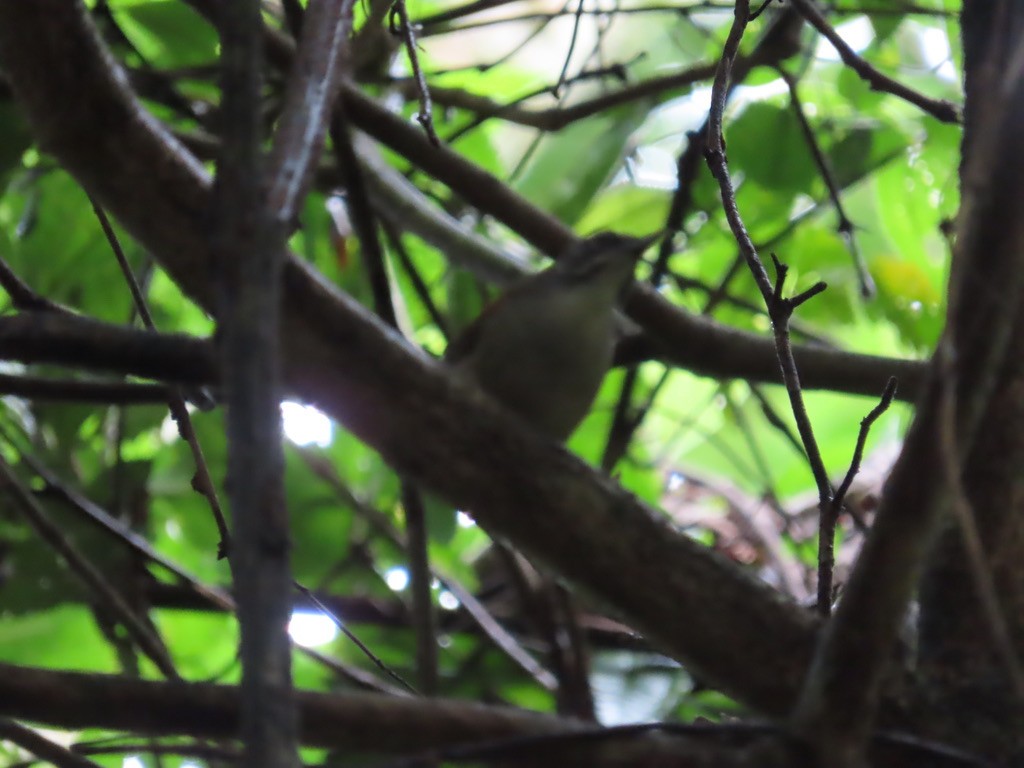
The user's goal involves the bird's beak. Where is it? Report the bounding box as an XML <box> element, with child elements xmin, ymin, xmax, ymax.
<box><xmin>631</xmin><ymin>229</ymin><xmax>667</xmax><ymax>260</ymax></box>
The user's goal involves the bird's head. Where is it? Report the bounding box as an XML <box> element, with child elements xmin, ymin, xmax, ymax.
<box><xmin>551</xmin><ymin>230</ymin><xmax>662</xmax><ymax>301</ymax></box>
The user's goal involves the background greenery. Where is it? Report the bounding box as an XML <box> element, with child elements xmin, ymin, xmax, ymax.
<box><xmin>0</xmin><ymin>0</ymin><xmax>964</xmax><ymax>765</ymax></box>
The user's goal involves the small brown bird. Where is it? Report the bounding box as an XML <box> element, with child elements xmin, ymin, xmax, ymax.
<box><xmin>446</xmin><ymin>232</ymin><xmax>659</xmax><ymax>441</ymax></box>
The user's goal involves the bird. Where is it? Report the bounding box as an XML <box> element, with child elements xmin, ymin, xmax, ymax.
<box><xmin>445</xmin><ymin>231</ymin><xmax>660</xmax><ymax>441</ymax></box>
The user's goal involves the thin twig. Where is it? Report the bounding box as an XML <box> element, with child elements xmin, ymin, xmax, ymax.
<box><xmin>816</xmin><ymin>377</ymin><xmax>897</xmax><ymax>614</ymax></box>
<box><xmin>0</xmin><ymin>254</ymin><xmax>68</xmax><ymax>314</ymax></box>
<box><xmin>436</xmin><ymin>56</ymin><xmax>635</xmax><ymax>145</ymax></box>
<box><xmin>442</xmin><ymin>14</ymin><xmax>556</xmax><ymax>79</ymax></box>
<box><xmin>331</xmin><ymin>104</ymin><xmax>441</xmax><ymax>693</ymax></box>
<box><xmin>778</xmin><ymin>68</ymin><xmax>874</xmax><ymax>298</ymax></box>
<box><xmin>830</xmin><ymin>378</ymin><xmax>897</xmax><ymax>515</ymax></box>
<box><xmin>0</xmin><ymin>455</ymin><xmax>180</xmax><ymax>679</ymax></box>
<box><xmin>294</xmin><ymin>583</ymin><xmax>420</xmax><ymax>695</ymax></box>
<box><xmin>391</xmin><ymin>0</ymin><xmax>440</xmax><ymax>146</ymax></box>
<box><xmin>788</xmin><ymin>0</ymin><xmax>961</xmax><ymax>123</ymax></box>
<box><xmin>0</xmin><ymin>717</ymin><xmax>103</xmax><ymax>768</ymax></box>
<box><xmin>554</xmin><ymin>0</ymin><xmax>587</xmax><ymax>96</ymax></box>
<box><xmin>381</xmin><ymin>223</ymin><xmax>451</xmax><ymax>339</ymax></box>
<box><xmin>410</xmin><ymin>61</ymin><xmax>718</xmax><ymax>131</ymax></box>
<box><xmin>749</xmin><ymin>385</ymin><xmax>808</xmax><ymax>460</ymax></box>
<box><xmin>88</xmin><ymin>197</ymin><xmax>231</xmax><ymax>558</ymax></box>
<box><xmin>704</xmin><ymin>2</ymin><xmax>836</xmax><ymax>612</ymax></box>
<box><xmin>749</xmin><ymin>0</ymin><xmax>776</xmax><ymax>21</ymax></box>
<box><xmin>401</xmin><ymin>483</ymin><xmax>440</xmax><ymax>694</ymax></box>
<box><xmin>3</xmin><ymin>421</ymin><xmax>406</xmax><ymax>695</ymax></box>
<box><xmin>298</xmin><ymin>448</ymin><xmax>557</xmax><ymax>690</ymax></box>
<box><xmin>440</xmin><ymin>573</ymin><xmax>559</xmax><ymax>691</ymax></box>
<box><xmin>294</xmin><ymin>643</ymin><xmax>413</xmax><ymax>695</ymax></box>
<box><xmin>412</xmin><ymin>0</ymin><xmax>524</xmax><ymax>29</ymax></box>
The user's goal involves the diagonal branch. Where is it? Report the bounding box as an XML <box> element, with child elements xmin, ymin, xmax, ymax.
<box><xmin>172</xmin><ymin>93</ymin><xmax>927</xmax><ymax>402</ymax></box>
<box><xmin>0</xmin><ymin>0</ymin><xmax>842</xmax><ymax>715</ymax></box>
<box><xmin>338</xmin><ymin>87</ymin><xmax>925</xmax><ymax>400</ymax></box>
<box><xmin>0</xmin><ymin>718</ymin><xmax>102</xmax><ymax>768</ymax></box>
<box><xmin>787</xmin><ymin>0</ymin><xmax>961</xmax><ymax>124</ymax></box>
<box><xmin>0</xmin><ymin>457</ymin><xmax>180</xmax><ymax>679</ymax></box>
<box><xmin>267</xmin><ymin>0</ymin><xmax>355</xmax><ymax>223</ymax></box>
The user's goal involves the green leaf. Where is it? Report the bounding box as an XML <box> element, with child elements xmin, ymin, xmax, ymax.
<box><xmin>513</xmin><ymin>105</ymin><xmax>652</xmax><ymax>225</ymax></box>
<box><xmin>726</xmin><ymin>102</ymin><xmax>817</xmax><ymax>193</ymax></box>
<box><xmin>113</xmin><ymin>0</ymin><xmax>218</xmax><ymax>69</ymax></box>
<box><xmin>828</xmin><ymin>122</ymin><xmax>908</xmax><ymax>188</ymax></box>
<box><xmin>577</xmin><ymin>184</ymin><xmax>671</xmax><ymax>236</ymax></box>
<box><xmin>4</xmin><ymin>170</ymin><xmax>137</xmax><ymax>321</ymax></box>
<box><xmin>870</xmin><ymin>14</ymin><xmax>903</xmax><ymax>44</ymax></box>
<box><xmin>0</xmin><ymin>606</ymin><xmax>118</xmax><ymax>670</ymax></box>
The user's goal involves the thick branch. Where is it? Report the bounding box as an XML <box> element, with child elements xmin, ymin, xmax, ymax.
<box><xmin>266</xmin><ymin>0</ymin><xmax>354</xmax><ymax>223</ymax></box>
<box><xmin>791</xmin><ymin>3</ymin><xmax>1024</xmax><ymax>764</ymax></box>
<box><xmin>0</xmin><ymin>312</ymin><xmax>217</xmax><ymax>385</ymax></box>
<box><xmin>340</xmin><ymin>86</ymin><xmax>923</xmax><ymax>400</ymax></box>
<box><xmin>0</xmin><ymin>0</ymin><xmax>820</xmax><ymax>712</ymax></box>
<box><xmin>0</xmin><ymin>663</ymin><xmax>583</xmax><ymax>752</ymax></box>
<box><xmin>213</xmin><ymin>0</ymin><xmax>298</xmax><ymax>763</ymax></box>
<box><xmin>175</xmin><ymin>100</ymin><xmax>926</xmax><ymax>402</ymax></box>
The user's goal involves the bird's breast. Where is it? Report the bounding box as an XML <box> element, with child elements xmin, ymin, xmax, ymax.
<box><xmin>461</xmin><ymin>296</ymin><xmax>617</xmax><ymax>440</ymax></box>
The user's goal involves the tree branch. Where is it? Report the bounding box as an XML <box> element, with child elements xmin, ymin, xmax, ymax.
<box><xmin>0</xmin><ymin>0</ymin><xmax>856</xmax><ymax>716</ymax></box>
<box><xmin>790</xmin><ymin>3</ymin><xmax>1024</xmax><ymax>764</ymax></box>
<box><xmin>0</xmin><ymin>663</ymin><xmax>586</xmax><ymax>752</ymax></box>
<box><xmin>212</xmin><ymin>0</ymin><xmax>298</xmax><ymax>763</ymax></box>
<box><xmin>0</xmin><ymin>312</ymin><xmax>217</xmax><ymax>385</ymax></box>
<box><xmin>266</xmin><ymin>0</ymin><xmax>354</xmax><ymax>224</ymax></box>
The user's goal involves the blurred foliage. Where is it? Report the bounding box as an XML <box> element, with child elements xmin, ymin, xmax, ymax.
<box><xmin>0</xmin><ymin>0</ymin><xmax>961</xmax><ymax>762</ymax></box>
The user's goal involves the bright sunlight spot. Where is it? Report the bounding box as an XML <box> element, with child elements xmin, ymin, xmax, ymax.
<box><xmin>164</xmin><ymin>518</ymin><xmax>182</xmax><ymax>540</ymax></box>
<box><xmin>288</xmin><ymin>610</ymin><xmax>339</xmax><ymax>647</ymax></box>
<box><xmin>918</xmin><ymin>24</ymin><xmax>958</xmax><ymax>82</ymax></box>
<box><xmin>281</xmin><ymin>401</ymin><xmax>333</xmax><ymax>447</ymax></box>
<box><xmin>385</xmin><ymin>566</ymin><xmax>409</xmax><ymax>591</ymax></box>
<box><xmin>159</xmin><ymin>412</ymin><xmax>179</xmax><ymax>444</ymax></box>
<box><xmin>456</xmin><ymin>511</ymin><xmax>475</xmax><ymax>528</ymax></box>
<box><xmin>438</xmin><ymin>590</ymin><xmax>460</xmax><ymax>611</ymax></box>
<box><xmin>816</xmin><ymin>16</ymin><xmax>874</xmax><ymax>60</ymax></box>
<box><xmin>122</xmin><ymin>757</ymin><xmax>144</xmax><ymax>768</ymax></box>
